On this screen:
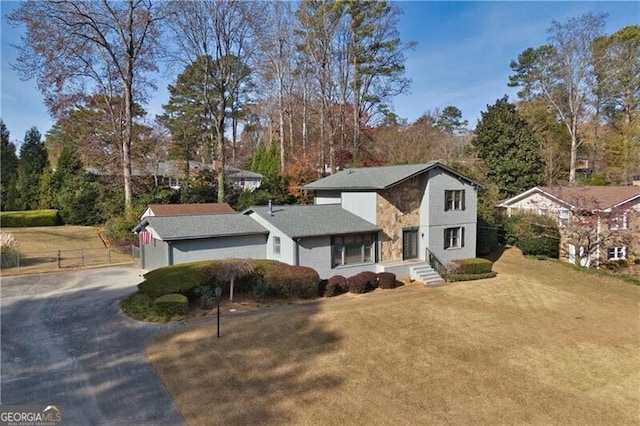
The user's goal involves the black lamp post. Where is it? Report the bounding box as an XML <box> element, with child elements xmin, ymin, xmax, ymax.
<box><xmin>215</xmin><ymin>286</ymin><xmax>222</xmax><ymax>338</ymax></box>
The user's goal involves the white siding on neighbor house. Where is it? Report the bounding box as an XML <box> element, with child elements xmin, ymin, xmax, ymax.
<box><xmin>424</xmin><ymin>168</ymin><xmax>477</xmax><ymax>264</ymax></box>
<box><xmin>170</xmin><ymin>235</ymin><xmax>267</xmax><ymax>265</ymax></box>
<box><xmin>341</xmin><ymin>192</ymin><xmax>377</xmax><ymax>224</ymax></box>
<box><xmin>505</xmin><ymin>192</ymin><xmax>566</xmax><ymax>215</ymax></box>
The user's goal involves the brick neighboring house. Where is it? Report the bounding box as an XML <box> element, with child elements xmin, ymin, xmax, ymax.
<box><xmin>498</xmin><ymin>186</ymin><xmax>640</xmax><ymax>266</ymax></box>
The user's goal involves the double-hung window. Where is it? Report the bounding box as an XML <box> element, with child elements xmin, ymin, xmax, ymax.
<box><xmin>444</xmin><ymin>227</ymin><xmax>465</xmax><ymax>250</ymax></box>
<box><xmin>609</xmin><ymin>212</ymin><xmax>628</xmax><ymax>230</ymax></box>
<box><xmin>273</xmin><ymin>236</ymin><xmax>281</xmax><ymax>255</ymax></box>
<box><xmin>445</xmin><ymin>190</ymin><xmax>465</xmax><ymax>211</ymax></box>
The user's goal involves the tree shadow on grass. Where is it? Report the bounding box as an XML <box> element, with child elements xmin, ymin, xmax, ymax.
<box><xmin>148</xmin><ymin>301</ymin><xmax>345</xmax><ymax>425</ymax></box>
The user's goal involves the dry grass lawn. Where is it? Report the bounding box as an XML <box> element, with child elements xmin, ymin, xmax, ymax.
<box><xmin>148</xmin><ymin>248</ymin><xmax>640</xmax><ymax>425</ymax></box>
<box><xmin>2</xmin><ymin>226</ymin><xmax>133</xmax><ymax>274</ymax></box>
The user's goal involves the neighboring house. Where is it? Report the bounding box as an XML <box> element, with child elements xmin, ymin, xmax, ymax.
<box><xmin>498</xmin><ymin>186</ymin><xmax>640</xmax><ymax>266</ymax></box>
<box><xmin>88</xmin><ymin>160</ymin><xmax>263</xmax><ymax>191</ymax></box>
<box><xmin>134</xmin><ymin>162</ymin><xmax>479</xmax><ymax>283</ymax></box>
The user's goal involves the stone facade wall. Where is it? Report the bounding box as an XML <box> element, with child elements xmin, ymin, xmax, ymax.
<box><xmin>376</xmin><ymin>176</ymin><xmax>423</xmax><ymax>260</ymax></box>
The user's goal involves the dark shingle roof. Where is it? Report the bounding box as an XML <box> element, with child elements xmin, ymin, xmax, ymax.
<box><xmin>303</xmin><ymin>161</ymin><xmax>476</xmax><ymax>191</ymax></box>
<box><xmin>245</xmin><ymin>204</ymin><xmax>380</xmax><ymax>238</ymax></box>
<box><xmin>143</xmin><ymin>214</ymin><xmax>267</xmax><ymax>241</ymax></box>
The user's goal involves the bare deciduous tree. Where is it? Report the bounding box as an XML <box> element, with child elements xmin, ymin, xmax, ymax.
<box><xmin>9</xmin><ymin>0</ymin><xmax>165</xmax><ymax>214</ymax></box>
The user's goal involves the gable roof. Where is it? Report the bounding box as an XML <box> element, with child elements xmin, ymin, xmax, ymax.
<box><xmin>302</xmin><ymin>161</ymin><xmax>478</xmax><ymax>191</ymax></box>
<box><xmin>244</xmin><ymin>204</ymin><xmax>380</xmax><ymax>238</ymax></box>
<box><xmin>141</xmin><ymin>214</ymin><xmax>267</xmax><ymax>241</ymax></box>
<box><xmin>498</xmin><ymin>186</ymin><xmax>640</xmax><ymax>211</ymax></box>
<box><xmin>145</xmin><ymin>203</ymin><xmax>235</xmax><ymax>217</ymax></box>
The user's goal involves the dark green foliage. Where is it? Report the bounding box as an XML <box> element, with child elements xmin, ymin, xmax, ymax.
<box><xmin>502</xmin><ymin>214</ymin><xmax>560</xmax><ymax>257</ymax></box>
<box><xmin>447</xmin><ymin>272</ymin><xmax>498</xmax><ymax>282</ymax></box>
<box><xmin>1</xmin><ymin>121</ymin><xmax>19</xmax><ymax>211</ymax></box>
<box><xmin>120</xmin><ymin>292</ymin><xmax>169</xmax><ymax>322</ymax></box>
<box><xmin>477</xmin><ymin>219</ymin><xmax>499</xmax><ymax>256</ymax></box>
<box><xmin>39</xmin><ymin>145</ymin><xmax>105</xmax><ymax>225</ymax></box>
<box><xmin>138</xmin><ymin>261</ymin><xmax>212</xmax><ymax>299</ymax></box>
<box><xmin>0</xmin><ymin>209</ymin><xmax>61</xmax><ymax>227</ymax></box>
<box><xmin>103</xmin><ymin>216</ymin><xmax>139</xmax><ymax>246</ymax></box>
<box><xmin>15</xmin><ymin>127</ymin><xmax>49</xmax><ymax>210</ymax></box>
<box><xmin>324</xmin><ymin>275</ymin><xmax>348</xmax><ymax>297</ymax></box>
<box><xmin>448</xmin><ymin>258</ymin><xmax>494</xmax><ymax>275</ymax></box>
<box><xmin>153</xmin><ymin>294</ymin><xmax>189</xmax><ymax>316</ymax></box>
<box><xmin>348</xmin><ymin>274</ymin><xmax>371</xmax><ymax>294</ymax></box>
<box><xmin>473</xmin><ymin>96</ymin><xmax>544</xmax><ymax>198</ymax></box>
<box><xmin>263</xmin><ymin>263</ymin><xmax>320</xmax><ymax>299</ymax></box>
<box><xmin>377</xmin><ymin>272</ymin><xmax>397</xmax><ymax>289</ymax></box>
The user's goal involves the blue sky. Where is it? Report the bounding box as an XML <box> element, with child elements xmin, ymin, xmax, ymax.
<box><xmin>1</xmin><ymin>1</ymin><xmax>639</xmax><ymax>147</ymax></box>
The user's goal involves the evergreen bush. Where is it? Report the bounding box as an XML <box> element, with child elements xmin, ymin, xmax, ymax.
<box><xmin>0</xmin><ymin>209</ymin><xmax>61</xmax><ymax>227</ymax></box>
<box><xmin>324</xmin><ymin>275</ymin><xmax>347</xmax><ymax>297</ymax></box>
<box><xmin>153</xmin><ymin>293</ymin><xmax>189</xmax><ymax>316</ymax></box>
<box><xmin>377</xmin><ymin>272</ymin><xmax>398</xmax><ymax>289</ymax></box>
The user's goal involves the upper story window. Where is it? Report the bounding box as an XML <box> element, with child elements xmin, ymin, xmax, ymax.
<box><xmin>445</xmin><ymin>190</ymin><xmax>465</xmax><ymax>211</ymax></box>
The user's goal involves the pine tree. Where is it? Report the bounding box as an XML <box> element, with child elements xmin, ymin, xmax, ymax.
<box><xmin>15</xmin><ymin>127</ymin><xmax>49</xmax><ymax>210</ymax></box>
<box><xmin>0</xmin><ymin>121</ymin><xmax>19</xmax><ymax>211</ymax></box>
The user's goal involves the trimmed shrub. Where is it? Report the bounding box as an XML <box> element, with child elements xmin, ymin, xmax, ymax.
<box><xmin>448</xmin><ymin>258</ymin><xmax>494</xmax><ymax>275</ymax></box>
<box><xmin>154</xmin><ymin>293</ymin><xmax>189</xmax><ymax>316</ymax></box>
<box><xmin>0</xmin><ymin>209</ymin><xmax>61</xmax><ymax>227</ymax></box>
<box><xmin>447</xmin><ymin>272</ymin><xmax>497</xmax><ymax>282</ymax></box>
<box><xmin>348</xmin><ymin>274</ymin><xmax>370</xmax><ymax>294</ymax></box>
<box><xmin>263</xmin><ymin>263</ymin><xmax>320</xmax><ymax>299</ymax></box>
<box><xmin>358</xmin><ymin>271</ymin><xmax>378</xmax><ymax>288</ymax></box>
<box><xmin>138</xmin><ymin>260</ymin><xmax>212</xmax><ymax>299</ymax></box>
<box><xmin>192</xmin><ymin>285</ymin><xmax>217</xmax><ymax>308</ymax></box>
<box><xmin>377</xmin><ymin>272</ymin><xmax>397</xmax><ymax>289</ymax></box>
<box><xmin>324</xmin><ymin>275</ymin><xmax>347</xmax><ymax>297</ymax></box>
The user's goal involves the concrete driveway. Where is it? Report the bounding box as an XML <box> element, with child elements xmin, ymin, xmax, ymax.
<box><xmin>1</xmin><ymin>266</ymin><xmax>185</xmax><ymax>425</ymax></box>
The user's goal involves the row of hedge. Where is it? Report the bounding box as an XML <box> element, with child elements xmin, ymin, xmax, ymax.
<box><xmin>0</xmin><ymin>209</ymin><xmax>61</xmax><ymax>227</ymax></box>
<box><xmin>137</xmin><ymin>258</ymin><xmax>321</xmax><ymax>303</ymax></box>
<box><xmin>322</xmin><ymin>271</ymin><xmax>399</xmax><ymax>297</ymax></box>
<box><xmin>446</xmin><ymin>258</ymin><xmax>497</xmax><ymax>282</ymax></box>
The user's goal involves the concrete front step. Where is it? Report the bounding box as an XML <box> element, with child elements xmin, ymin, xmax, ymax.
<box><xmin>410</xmin><ymin>265</ymin><xmax>445</xmax><ymax>285</ymax></box>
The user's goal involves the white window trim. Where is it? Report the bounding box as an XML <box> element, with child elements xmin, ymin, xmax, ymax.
<box><xmin>608</xmin><ymin>246</ymin><xmax>626</xmax><ymax>260</ymax></box>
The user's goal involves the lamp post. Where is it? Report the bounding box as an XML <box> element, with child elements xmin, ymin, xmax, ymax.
<box><xmin>215</xmin><ymin>286</ymin><xmax>222</xmax><ymax>338</ymax></box>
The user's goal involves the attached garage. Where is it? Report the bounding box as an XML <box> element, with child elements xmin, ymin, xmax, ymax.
<box><xmin>136</xmin><ymin>214</ymin><xmax>268</xmax><ymax>270</ymax></box>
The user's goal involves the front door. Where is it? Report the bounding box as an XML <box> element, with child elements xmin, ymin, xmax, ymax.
<box><xmin>402</xmin><ymin>228</ymin><xmax>419</xmax><ymax>260</ymax></box>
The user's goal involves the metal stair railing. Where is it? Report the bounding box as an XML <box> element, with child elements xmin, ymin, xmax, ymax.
<box><xmin>425</xmin><ymin>247</ymin><xmax>448</xmax><ymax>280</ymax></box>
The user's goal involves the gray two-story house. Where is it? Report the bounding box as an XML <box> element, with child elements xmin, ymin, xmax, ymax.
<box><xmin>135</xmin><ymin>161</ymin><xmax>479</xmax><ymax>283</ymax></box>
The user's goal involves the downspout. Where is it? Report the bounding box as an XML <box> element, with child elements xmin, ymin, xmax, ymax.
<box><xmin>294</xmin><ymin>238</ymin><xmax>300</xmax><ymax>266</ymax></box>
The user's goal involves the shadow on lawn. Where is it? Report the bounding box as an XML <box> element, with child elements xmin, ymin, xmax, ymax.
<box><xmin>148</xmin><ymin>301</ymin><xmax>345</xmax><ymax>425</ymax></box>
